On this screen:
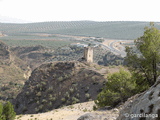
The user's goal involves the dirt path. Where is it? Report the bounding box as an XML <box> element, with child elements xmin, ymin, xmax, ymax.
<box><xmin>15</xmin><ymin>101</ymin><xmax>119</xmax><ymax>120</ymax></box>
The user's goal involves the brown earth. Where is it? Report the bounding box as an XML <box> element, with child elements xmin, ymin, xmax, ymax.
<box><xmin>15</xmin><ymin>101</ymin><xmax>119</xmax><ymax>120</ymax></box>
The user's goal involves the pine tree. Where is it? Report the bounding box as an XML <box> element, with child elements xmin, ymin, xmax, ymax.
<box><xmin>0</xmin><ymin>103</ymin><xmax>3</xmax><ymax>120</ymax></box>
<box><xmin>3</xmin><ymin>102</ymin><xmax>16</xmax><ymax>120</ymax></box>
<box><xmin>125</xmin><ymin>23</ymin><xmax>160</xmax><ymax>86</ymax></box>
<box><xmin>0</xmin><ymin>103</ymin><xmax>5</xmax><ymax>120</ymax></box>
<box><xmin>95</xmin><ymin>69</ymin><xmax>137</xmax><ymax>107</ymax></box>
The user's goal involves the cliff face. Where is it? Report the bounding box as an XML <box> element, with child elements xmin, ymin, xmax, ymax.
<box><xmin>14</xmin><ymin>61</ymin><xmax>106</xmax><ymax>114</ymax></box>
<box><xmin>117</xmin><ymin>77</ymin><xmax>160</xmax><ymax>120</ymax></box>
<box><xmin>0</xmin><ymin>41</ymin><xmax>10</xmax><ymax>61</ymax></box>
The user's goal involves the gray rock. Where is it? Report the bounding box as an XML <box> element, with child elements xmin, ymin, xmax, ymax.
<box><xmin>112</xmin><ymin>108</ymin><xmax>119</xmax><ymax>113</ymax></box>
<box><xmin>117</xmin><ymin>76</ymin><xmax>160</xmax><ymax>120</ymax></box>
<box><xmin>77</xmin><ymin>113</ymin><xmax>108</xmax><ymax>120</ymax></box>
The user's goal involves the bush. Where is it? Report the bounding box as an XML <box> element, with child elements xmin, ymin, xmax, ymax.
<box><xmin>0</xmin><ymin>103</ymin><xmax>5</xmax><ymax>120</ymax></box>
<box><xmin>95</xmin><ymin>69</ymin><xmax>137</xmax><ymax>107</ymax></box>
<box><xmin>85</xmin><ymin>93</ymin><xmax>90</xmax><ymax>99</ymax></box>
<box><xmin>0</xmin><ymin>101</ymin><xmax>16</xmax><ymax>120</ymax></box>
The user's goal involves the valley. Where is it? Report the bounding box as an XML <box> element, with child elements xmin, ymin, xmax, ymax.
<box><xmin>0</xmin><ymin>21</ymin><xmax>160</xmax><ymax>120</ymax></box>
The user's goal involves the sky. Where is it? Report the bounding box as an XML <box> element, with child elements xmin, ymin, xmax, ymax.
<box><xmin>0</xmin><ymin>0</ymin><xmax>160</xmax><ymax>23</ymax></box>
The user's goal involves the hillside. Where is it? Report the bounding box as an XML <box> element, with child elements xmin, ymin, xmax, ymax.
<box><xmin>1</xmin><ymin>21</ymin><xmax>160</xmax><ymax>40</ymax></box>
<box><xmin>13</xmin><ymin>61</ymin><xmax>107</xmax><ymax>114</ymax></box>
<box><xmin>10</xmin><ymin>44</ymin><xmax>124</xmax><ymax>70</ymax></box>
<box><xmin>0</xmin><ymin>39</ymin><xmax>123</xmax><ymax>103</ymax></box>
<box><xmin>0</xmin><ymin>41</ymin><xmax>29</xmax><ymax>102</ymax></box>
<box><xmin>0</xmin><ymin>40</ymin><xmax>10</xmax><ymax>60</ymax></box>
<box><xmin>11</xmin><ymin>45</ymin><xmax>54</xmax><ymax>70</ymax></box>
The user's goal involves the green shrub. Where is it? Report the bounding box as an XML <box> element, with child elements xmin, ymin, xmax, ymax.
<box><xmin>65</xmin><ymin>92</ymin><xmax>70</xmax><ymax>98</ymax></box>
<box><xmin>38</xmin><ymin>105</ymin><xmax>43</xmax><ymax>110</ymax></box>
<box><xmin>61</xmin><ymin>98</ymin><xmax>66</xmax><ymax>102</ymax></box>
<box><xmin>36</xmin><ymin>92</ymin><xmax>41</xmax><ymax>97</ymax></box>
<box><xmin>95</xmin><ymin>69</ymin><xmax>137</xmax><ymax>107</ymax></box>
<box><xmin>93</xmin><ymin>105</ymin><xmax>97</xmax><ymax>111</ymax></box>
<box><xmin>48</xmin><ymin>102</ymin><xmax>52</xmax><ymax>106</ymax></box>
<box><xmin>35</xmin><ymin>107</ymin><xmax>39</xmax><ymax>112</ymax></box>
<box><xmin>42</xmin><ymin>99</ymin><xmax>47</xmax><ymax>103</ymax></box>
<box><xmin>0</xmin><ymin>103</ymin><xmax>5</xmax><ymax>120</ymax></box>
<box><xmin>72</xmin><ymin>97</ymin><xmax>79</xmax><ymax>104</ymax></box>
<box><xmin>49</xmin><ymin>97</ymin><xmax>56</xmax><ymax>101</ymax></box>
<box><xmin>69</xmin><ymin>88</ymin><xmax>74</xmax><ymax>93</ymax></box>
<box><xmin>85</xmin><ymin>93</ymin><xmax>90</xmax><ymax>99</ymax></box>
<box><xmin>0</xmin><ymin>101</ymin><xmax>16</xmax><ymax>120</ymax></box>
<box><xmin>58</xmin><ymin>76</ymin><xmax>63</xmax><ymax>82</ymax></box>
<box><xmin>76</xmin><ymin>93</ymin><xmax>80</xmax><ymax>98</ymax></box>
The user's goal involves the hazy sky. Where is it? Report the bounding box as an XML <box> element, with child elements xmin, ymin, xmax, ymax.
<box><xmin>0</xmin><ymin>0</ymin><xmax>160</xmax><ymax>22</ymax></box>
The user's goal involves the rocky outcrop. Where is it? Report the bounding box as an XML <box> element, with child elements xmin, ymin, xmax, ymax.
<box><xmin>77</xmin><ymin>113</ymin><xmax>107</xmax><ymax>120</ymax></box>
<box><xmin>77</xmin><ymin>112</ymin><xmax>118</xmax><ymax>120</ymax></box>
<box><xmin>13</xmin><ymin>61</ymin><xmax>107</xmax><ymax>114</ymax></box>
<box><xmin>117</xmin><ymin>77</ymin><xmax>160</xmax><ymax>120</ymax></box>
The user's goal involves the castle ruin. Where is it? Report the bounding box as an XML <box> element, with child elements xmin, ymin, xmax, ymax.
<box><xmin>83</xmin><ymin>46</ymin><xmax>93</xmax><ymax>63</ymax></box>
<box><xmin>0</xmin><ymin>31</ymin><xmax>3</xmax><ymax>36</ymax></box>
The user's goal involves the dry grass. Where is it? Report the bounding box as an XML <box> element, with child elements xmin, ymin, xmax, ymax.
<box><xmin>15</xmin><ymin>101</ymin><xmax>119</xmax><ymax>120</ymax></box>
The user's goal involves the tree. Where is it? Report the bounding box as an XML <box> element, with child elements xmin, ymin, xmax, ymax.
<box><xmin>3</xmin><ymin>102</ymin><xmax>16</xmax><ymax>120</ymax></box>
<box><xmin>95</xmin><ymin>69</ymin><xmax>137</xmax><ymax>107</ymax></box>
<box><xmin>125</xmin><ymin>23</ymin><xmax>160</xmax><ymax>87</ymax></box>
<box><xmin>0</xmin><ymin>103</ymin><xmax>2</xmax><ymax>118</ymax></box>
<box><xmin>0</xmin><ymin>103</ymin><xmax>5</xmax><ymax>120</ymax></box>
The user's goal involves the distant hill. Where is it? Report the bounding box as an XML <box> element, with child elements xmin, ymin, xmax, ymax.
<box><xmin>0</xmin><ymin>15</ymin><xmax>30</xmax><ymax>23</ymax></box>
<box><xmin>0</xmin><ymin>21</ymin><xmax>160</xmax><ymax>40</ymax></box>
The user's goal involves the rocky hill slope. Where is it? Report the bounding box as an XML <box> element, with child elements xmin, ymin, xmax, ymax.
<box><xmin>117</xmin><ymin>77</ymin><xmax>160</xmax><ymax>120</ymax></box>
<box><xmin>13</xmin><ymin>61</ymin><xmax>107</xmax><ymax>114</ymax></box>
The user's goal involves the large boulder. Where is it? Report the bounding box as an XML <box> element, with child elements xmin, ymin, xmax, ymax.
<box><xmin>77</xmin><ymin>113</ymin><xmax>109</xmax><ymax>120</ymax></box>
<box><xmin>77</xmin><ymin>112</ymin><xmax>118</xmax><ymax>120</ymax></box>
<box><xmin>117</xmin><ymin>77</ymin><xmax>160</xmax><ymax>120</ymax></box>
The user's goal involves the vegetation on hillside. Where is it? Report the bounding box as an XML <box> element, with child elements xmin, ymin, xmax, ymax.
<box><xmin>0</xmin><ymin>41</ymin><xmax>27</xmax><ymax>102</ymax></box>
<box><xmin>1</xmin><ymin>39</ymin><xmax>73</xmax><ymax>49</ymax></box>
<box><xmin>14</xmin><ymin>62</ymin><xmax>106</xmax><ymax>114</ymax></box>
<box><xmin>47</xmin><ymin>45</ymin><xmax>123</xmax><ymax>66</ymax></box>
<box><xmin>1</xmin><ymin>21</ymin><xmax>160</xmax><ymax>40</ymax></box>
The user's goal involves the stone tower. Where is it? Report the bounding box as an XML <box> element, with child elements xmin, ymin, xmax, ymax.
<box><xmin>84</xmin><ymin>46</ymin><xmax>93</xmax><ymax>63</ymax></box>
<box><xmin>0</xmin><ymin>31</ymin><xmax>3</xmax><ymax>36</ymax></box>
